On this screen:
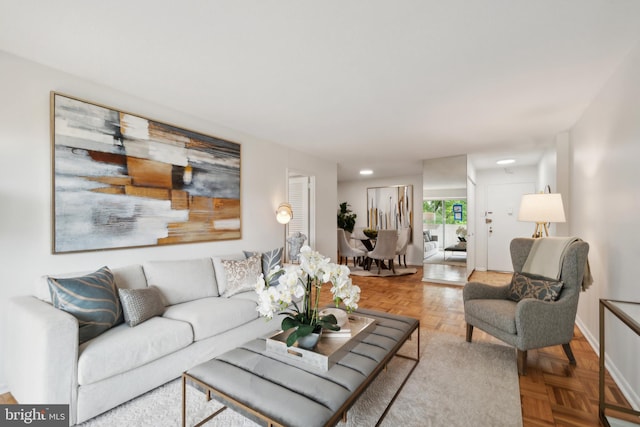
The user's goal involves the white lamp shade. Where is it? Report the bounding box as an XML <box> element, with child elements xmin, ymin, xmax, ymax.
<box><xmin>276</xmin><ymin>203</ymin><xmax>293</xmax><ymax>224</ymax></box>
<box><xmin>518</xmin><ymin>193</ymin><xmax>566</xmax><ymax>223</ymax></box>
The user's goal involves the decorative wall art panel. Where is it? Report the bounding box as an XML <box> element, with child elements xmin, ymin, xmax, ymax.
<box><xmin>366</xmin><ymin>185</ymin><xmax>413</xmax><ymax>238</ymax></box>
<box><xmin>51</xmin><ymin>93</ymin><xmax>241</xmax><ymax>253</ymax></box>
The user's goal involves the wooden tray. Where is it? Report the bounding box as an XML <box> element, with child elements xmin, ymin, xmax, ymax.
<box><xmin>266</xmin><ymin>314</ymin><xmax>376</xmax><ymax>371</ymax></box>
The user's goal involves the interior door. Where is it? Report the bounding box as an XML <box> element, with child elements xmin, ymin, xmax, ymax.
<box><xmin>486</xmin><ymin>182</ymin><xmax>535</xmax><ymax>271</ymax></box>
<box><xmin>287</xmin><ymin>172</ymin><xmax>315</xmax><ymax>250</ymax></box>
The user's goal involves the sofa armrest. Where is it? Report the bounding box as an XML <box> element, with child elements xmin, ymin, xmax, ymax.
<box><xmin>6</xmin><ymin>296</ymin><xmax>79</xmax><ymax>410</ymax></box>
<box><xmin>463</xmin><ymin>282</ymin><xmax>510</xmax><ymax>302</ymax></box>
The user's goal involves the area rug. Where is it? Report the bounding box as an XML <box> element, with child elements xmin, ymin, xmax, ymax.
<box><xmin>349</xmin><ymin>266</ymin><xmax>418</xmax><ymax>277</ymax></box>
<box><xmin>79</xmin><ymin>332</ymin><xmax>522</xmax><ymax>427</ymax></box>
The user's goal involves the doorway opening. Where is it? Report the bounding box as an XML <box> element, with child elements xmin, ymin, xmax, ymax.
<box><xmin>286</xmin><ymin>170</ymin><xmax>316</xmax><ymax>261</ymax></box>
<box><xmin>423</xmin><ymin>198</ymin><xmax>467</xmax><ymax>284</ymax></box>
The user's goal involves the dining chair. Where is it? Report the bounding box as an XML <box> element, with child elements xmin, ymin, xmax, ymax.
<box><xmin>351</xmin><ymin>227</ymin><xmax>370</xmax><ymax>251</ymax></box>
<box><xmin>395</xmin><ymin>228</ymin><xmax>411</xmax><ymax>268</ymax></box>
<box><xmin>367</xmin><ymin>230</ymin><xmax>398</xmax><ymax>274</ymax></box>
<box><xmin>337</xmin><ymin>229</ymin><xmax>367</xmax><ymax>267</ymax></box>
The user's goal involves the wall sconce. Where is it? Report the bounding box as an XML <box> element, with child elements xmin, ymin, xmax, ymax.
<box><xmin>276</xmin><ymin>203</ymin><xmax>293</xmax><ymax>224</ymax></box>
<box><xmin>518</xmin><ymin>193</ymin><xmax>566</xmax><ymax>238</ymax></box>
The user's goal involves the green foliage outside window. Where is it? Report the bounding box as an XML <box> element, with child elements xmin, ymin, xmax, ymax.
<box><xmin>423</xmin><ymin>199</ymin><xmax>467</xmax><ymax>224</ymax></box>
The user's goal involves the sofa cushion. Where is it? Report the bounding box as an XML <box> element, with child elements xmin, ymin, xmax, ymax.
<box><xmin>77</xmin><ymin>316</ymin><xmax>193</xmax><ymax>385</ymax></box>
<box><xmin>119</xmin><ymin>286</ymin><xmax>165</xmax><ymax>327</ymax></box>
<box><xmin>143</xmin><ymin>258</ymin><xmax>218</xmax><ymax>305</ymax></box>
<box><xmin>243</xmin><ymin>247</ymin><xmax>284</xmax><ymax>286</ymax></box>
<box><xmin>508</xmin><ymin>272</ymin><xmax>564</xmax><ymax>302</ymax></box>
<box><xmin>162</xmin><ymin>297</ymin><xmax>259</xmax><ymax>341</ymax></box>
<box><xmin>48</xmin><ymin>266</ymin><xmax>124</xmax><ymax>344</ymax></box>
<box><xmin>219</xmin><ymin>254</ymin><xmax>262</xmax><ymax>297</ymax></box>
<box><xmin>112</xmin><ymin>265</ymin><xmax>148</xmax><ymax>290</ymax></box>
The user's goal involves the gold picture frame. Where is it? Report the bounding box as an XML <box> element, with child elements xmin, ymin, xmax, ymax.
<box><xmin>51</xmin><ymin>92</ymin><xmax>241</xmax><ymax>253</ymax></box>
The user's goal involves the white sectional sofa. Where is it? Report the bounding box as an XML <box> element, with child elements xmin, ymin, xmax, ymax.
<box><xmin>5</xmin><ymin>255</ymin><xmax>284</xmax><ymax>425</ymax></box>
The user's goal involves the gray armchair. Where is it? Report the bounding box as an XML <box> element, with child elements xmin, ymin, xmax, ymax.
<box><xmin>463</xmin><ymin>237</ymin><xmax>589</xmax><ymax>375</ymax></box>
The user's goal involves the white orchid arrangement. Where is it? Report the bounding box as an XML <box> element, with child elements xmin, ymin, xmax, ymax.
<box><xmin>255</xmin><ymin>245</ymin><xmax>361</xmax><ymax>347</ymax></box>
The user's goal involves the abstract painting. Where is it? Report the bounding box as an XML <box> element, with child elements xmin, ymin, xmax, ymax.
<box><xmin>367</xmin><ymin>185</ymin><xmax>413</xmax><ymax>238</ymax></box>
<box><xmin>51</xmin><ymin>92</ymin><xmax>241</xmax><ymax>253</ymax></box>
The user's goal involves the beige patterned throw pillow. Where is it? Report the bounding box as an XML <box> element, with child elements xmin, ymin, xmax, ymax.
<box><xmin>221</xmin><ymin>253</ymin><xmax>263</xmax><ymax>297</ymax></box>
<box><xmin>508</xmin><ymin>272</ymin><xmax>564</xmax><ymax>302</ymax></box>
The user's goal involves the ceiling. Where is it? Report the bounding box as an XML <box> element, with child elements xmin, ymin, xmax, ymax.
<box><xmin>2</xmin><ymin>1</ymin><xmax>640</xmax><ymax>182</ymax></box>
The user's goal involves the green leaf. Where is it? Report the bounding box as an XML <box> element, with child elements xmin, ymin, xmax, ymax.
<box><xmin>319</xmin><ymin>320</ymin><xmax>340</xmax><ymax>331</ymax></box>
<box><xmin>320</xmin><ymin>314</ymin><xmax>337</xmax><ymax>324</ymax></box>
<box><xmin>297</xmin><ymin>323</ymin><xmax>315</xmax><ymax>336</ymax></box>
<box><xmin>286</xmin><ymin>329</ymin><xmax>300</xmax><ymax>347</ymax></box>
<box><xmin>285</xmin><ymin>323</ymin><xmax>316</xmax><ymax>347</ymax></box>
<box><xmin>281</xmin><ymin>316</ymin><xmax>300</xmax><ymax>331</ymax></box>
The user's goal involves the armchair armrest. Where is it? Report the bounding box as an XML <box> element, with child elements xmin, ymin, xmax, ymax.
<box><xmin>5</xmin><ymin>296</ymin><xmax>79</xmax><ymax>410</ymax></box>
<box><xmin>515</xmin><ymin>297</ymin><xmax>577</xmax><ymax>350</ymax></box>
<box><xmin>463</xmin><ymin>282</ymin><xmax>510</xmax><ymax>302</ymax></box>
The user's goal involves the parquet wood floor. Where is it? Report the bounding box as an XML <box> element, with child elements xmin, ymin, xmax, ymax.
<box><xmin>321</xmin><ymin>267</ymin><xmax>631</xmax><ymax>427</ymax></box>
<box><xmin>1</xmin><ymin>266</ymin><xmax>632</xmax><ymax>426</ymax></box>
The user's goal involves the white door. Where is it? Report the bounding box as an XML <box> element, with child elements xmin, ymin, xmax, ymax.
<box><xmin>486</xmin><ymin>182</ymin><xmax>535</xmax><ymax>271</ymax></box>
<box><xmin>288</xmin><ymin>173</ymin><xmax>316</xmax><ymax>249</ymax></box>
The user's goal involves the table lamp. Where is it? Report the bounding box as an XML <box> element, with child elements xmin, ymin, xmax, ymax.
<box><xmin>518</xmin><ymin>193</ymin><xmax>566</xmax><ymax>238</ymax></box>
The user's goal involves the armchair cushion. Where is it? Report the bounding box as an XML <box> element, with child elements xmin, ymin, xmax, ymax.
<box><xmin>464</xmin><ymin>299</ymin><xmax>518</xmax><ymax>334</ymax></box>
<box><xmin>508</xmin><ymin>272</ymin><xmax>563</xmax><ymax>302</ymax></box>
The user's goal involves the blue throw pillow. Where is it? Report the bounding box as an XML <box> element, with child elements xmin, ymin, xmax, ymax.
<box><xmin>48</xmin><ymin>266</ymin><xmax>124</xmax><ymax>343</ymax></box>
<box><xmin>243</xmin><ymin>247</ymin><xmax>284</xmax><ymax>286</ymax></box>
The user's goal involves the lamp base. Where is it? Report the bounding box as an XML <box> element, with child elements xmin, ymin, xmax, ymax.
<box><xmin>532</xmin><ymin>222</ymin><xmax>549</xmax><ymax>238</ymax></box>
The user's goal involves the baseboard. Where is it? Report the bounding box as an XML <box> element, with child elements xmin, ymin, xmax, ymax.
<box><xmin>575</xmin><ymin>315</ymin><xmax>640</xmax><ymax>411</ymax></box>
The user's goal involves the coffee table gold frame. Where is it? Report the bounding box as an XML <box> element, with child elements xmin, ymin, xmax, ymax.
<box><xmin>182</xmin><ymin>320</ymin><xmax>419</xmax><ymax>427</ymax></box>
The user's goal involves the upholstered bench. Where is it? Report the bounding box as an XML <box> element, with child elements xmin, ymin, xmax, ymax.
<box><xmin>182</xmin><ymin>309</ymin><xmax>420</xmax><ymax>427</ymax></box>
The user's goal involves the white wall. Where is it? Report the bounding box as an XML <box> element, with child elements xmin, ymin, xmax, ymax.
<box><xmin>466</xmin><ymin>160</ymin><xmax>477</xmax><ymax>278</ymax></box>
<box><xmin>473</xmin><ymin>166</ymin><xmax>537</xmax><ymax>270</ymax></box>
<box><xmin>570</xmin><ymin>41</ymin><xmax>640</xmax><ymax>408</ymax></box>
<box><xmin>555</xmin><ymin>132</ymin><xmax>571</xmax><ymax>237</ymax></box>
<box><xmin>0</xmin><ymin>52</ymin><xmax>337</xmax><ymax>392</ymax></box>
<box><xmin>338</xmin><ymin>174</ymin><xmax>423</xmax><ymax>266</ymax></box>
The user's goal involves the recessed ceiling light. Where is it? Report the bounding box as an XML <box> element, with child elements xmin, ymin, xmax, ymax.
<box><xmin>496</xmin><ymin>159</ymin><xmax>515</xmax><ymax>165</ymax></box>
<box><xmin>359</xmin><ymin>169</ymin><xmax>373</xmax><ymax>175</ymax></box>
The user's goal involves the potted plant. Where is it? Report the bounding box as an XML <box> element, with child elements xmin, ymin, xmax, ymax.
<box><xmin>337</xmin><ymin>202</ymin><xmax>357</xmax><ymax>233</ymax></box>
<box><xmin>255</xmin><ymin>246</ymin><xmax>361</xmax><ymax>348</ymax></box>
